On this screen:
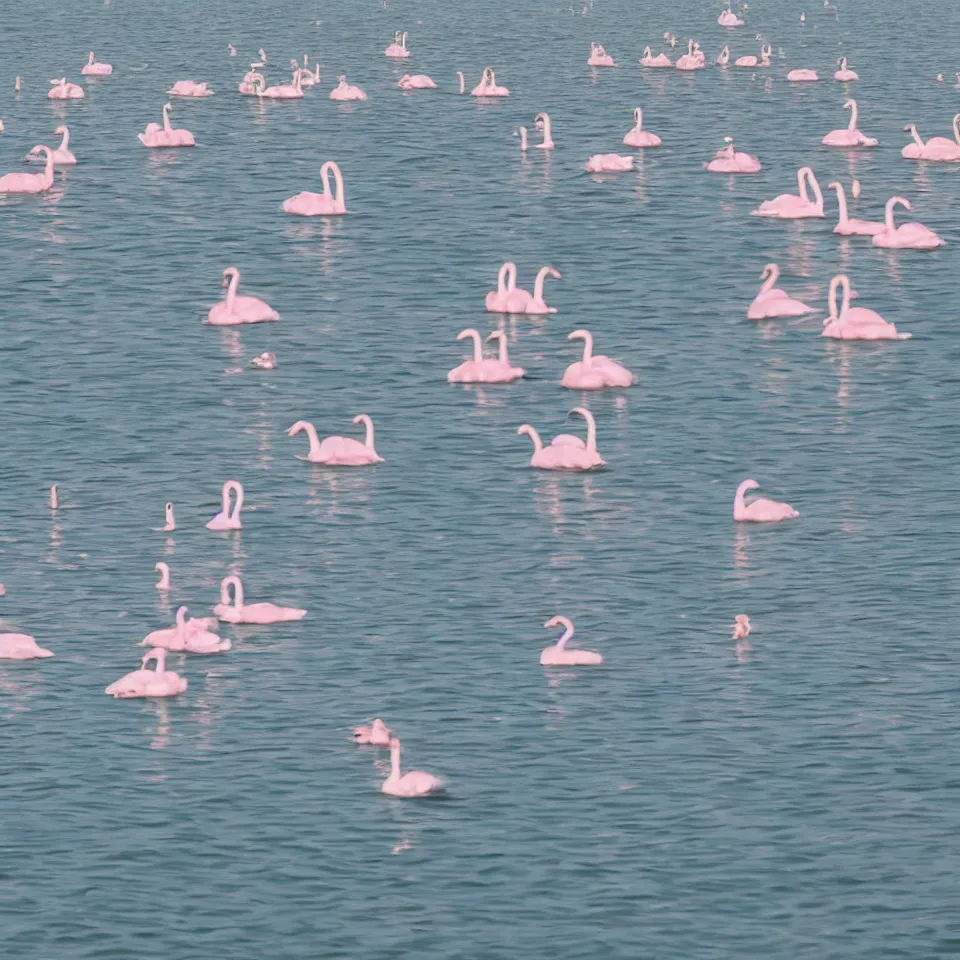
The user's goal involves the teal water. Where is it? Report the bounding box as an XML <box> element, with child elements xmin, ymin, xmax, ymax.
<box><xmin>3</xmin><ymin>0</ymin><xmax>960</xmax><ymax>956</ymax></box>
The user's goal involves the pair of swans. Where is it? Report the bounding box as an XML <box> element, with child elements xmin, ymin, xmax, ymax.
<box><xmin>287</xmin><ymin>415</ymin><xmax>383</xmax><ymax>465</ymax></box>
<box><xmin>448</xmin><ymin>329</ymin><xmax>524</xmax><ymax>383</ymax></box>
<box><xmin>676</xmin><ymin>39</ymin><xmax>706</xmax><ymax>71</ymax></box>
<box><xmin>138</xmin><ymin>104</ymin><xmax>195</xmax><ymax>147</ymax></box>
<box><xmin>902</xmin><ymin>114</ymin><xmax>960</xmax><ymax>162</ymax></box>
<box><xmin>733</xmin><ymin>44</ymin><xmax>771</xmax><ymax>67</ymax></box>
<box><xmin>142</xmin><ymin>606</ymin><xmax>231</xmax><ymax>654</ymax></box>
<box><xmin>486</xmin><ymin>263</ymin><xmax>561</xmax><ymax>314</ymax></box>
<box><xmin>351</xmin><ymin>720</ymin><xmax>443</xmax><ymax>798</ymax></box>
<box><xmin>283</xmin><ymin>161</ymin><xmax>347</xmax><ymax>216</ymax></box>
<box><xmin>253</xmin><ymin>67</ymin><xmax>303</xmax><ymax>99</ymax></box>
<box><xmin>518</xmin><ymin>112</ymin><xmax>554</xmax><ymax>151</ymax></box>
<box><xmin>206</xmin><ymin>267</ymin><xmax>279</xmax><ymax>325</ymax></box>
<box><xmin>518</xmin><ymin>407</ymin><xmax>605</xmax><ymax>471</ymax></box>
<box><xmin>106</xmin><ymin>648</ymin><xmax>187</xmax><ymax>699</ymax></box>
<box><xmin>587</xmin><ymin>43</ymin><xmax>617</xmax><ymax>67</ymax></box>
<box><xmin>48</xmin><ymin>78</ymin><xmax>84</xmax><ymax>99</ymax></box>
<box><xmin>384</xmin><ymin>31</ymin><xmax>410</xmax><ymax>58</ymax></box>
<box><xmin>471</xmin><ymin>67</ymin><xmax>508</xmax><ymax>97</ymax></box>
<box><xmin>330</xmin><ymin>76</ymin><xmax>367</xmax><ymax>101</ymax></box>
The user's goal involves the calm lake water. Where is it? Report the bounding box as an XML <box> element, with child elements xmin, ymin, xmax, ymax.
<box><xmin>2</xmin><ymin>0</ymin><xmax>960</xmax><ymax>956</ymax></box>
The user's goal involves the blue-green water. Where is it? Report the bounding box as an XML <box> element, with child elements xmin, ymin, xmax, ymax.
<box><xmin>2</xmin><ymin>0</ymin><xmax>960</xmax><ymax>956</ymax></box>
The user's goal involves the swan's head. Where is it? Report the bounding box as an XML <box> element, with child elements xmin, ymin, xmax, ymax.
<box><xmin>843</xmin><ymin>98</ymin><xmax>854</xmax><ymax>110</ymax></box>
<box><xmin>155</xmin><ymin>561</ymin><xmax>169</xmax><ymax>575</ymax></box>
<box><xmin>485</xmin><ymin>330</ymin><xmax>505</xmax><ymax>344</ymax></box>
<box><xmin>568</xmin><ymin>329</ymin><xmax>590</xmax><ymax>343</ymax></box>
<box><xmin>55</xmin><ymin>125</ymin><xmax>66</xmax><ymax>135</ymax></box>
<box><xmin>338</xmin><ymin>75</ymin><xmax>347</xmax><ymax>83</ymax></box>
<box><xmin>456</xmin><ymin>328</ymin><xmax>479</xmax><ymax>343</ymax></box>
<box><xmin>286</xmin><ymin>421</ymin><xmax>310</xmax><ymax>436</ymax></box>
<box><xmin>222</xmin><ymin>267</ymin><xmax>239</xmax><ymax>287</ymax></box>
<box><xmin>517</xmin><ymin>424</ymin><xmax>537</xmax><ymax>440</ymax></box>
<box><xmin>739</xmin><ymin>479</ymin><xmax>760</xmax><ymax>493</ymax></box>
<box><xmin>544</xmin><ymin>615</ymin><xmax>573</xmax><ymax>632</ymax></box>
<box><xmin>760</xmin><ymin>263</ymin><xmax>776</xmax><ymax>279</ymax></box>
<box><xmin>734</xmin><ymin>614</ymin><xmax>751</xmax><ymax>627</ymax></box>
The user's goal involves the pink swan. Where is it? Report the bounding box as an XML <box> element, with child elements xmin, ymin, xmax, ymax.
<box><xmin>206</xmin><ymin>480</ymin><xmax>244</xmax><ymax>530</ymax></box>
<box><xmin>718</xmin><ymin>8</ymin><xmax>744</xmax><ymax>27</ymax></box>
<box><xmin>26</xmin><ymin>126</ymin><xmax>76</xmax><ymax>165</ymax></box>
<box><xmin>283</xmin><ymin>161</ymin><xmax>347</xmax><ymax>215</ymax></box>
<box><xmin>168</xmin><ymin>80</ymin><xmax>214</xmax><ymax>97</ymax></box>
<box><xmin>238</xmin><ymin>66</ymin><xmax>266</xmax><ymax>95</ymax></box>
<box><xmin>586</xmin><ymin>153</ymin><xmax>634</xmax><ymax>173</ymax></box>
<box><xmin>398</xmin><ymin>74</ymin><xmax>437</xmax><ymax>89</ymax></box>
<box><xmin>138</xmin><ymin>103</ymin><xmax>195</xmax><ymax>147</ymax></box>
<box><xmin>0</xmin><ymin>146</ymin><xmax>54</xmax><ymax>193</ymax></box>
<box><xmin>733</xmin><ymin>479</ymin><xmax>799</xmax><ymax>522</ymax></box>
<box><xmin>734</xmin><ymin>44</ymin><xmax>771</xmax><ymax>67</ymax></box>
<box><xmin>354</xmin><ymin>718</ymin><xmax>392</xmax><ymax>745</ymax></box>
<box><xmin>588</xmin><ymin>42</ymin><xmax>617</xmax><ymax>67</ymax></box>
<box><xmin>523</xmin><ymin>266</ymin><xmax>561</xmax><ymax>314</ymax></box>
<box><xmin>623</xmin><ymin>108</ymin><xmax>662</xmax><ymax>147</ymax></box>
<box><xmin>384</xmin><ymin>31</ymin><xmax>411</xmax><ymax>58</ymax></box>
<box><xmin>901</xmin><ymin>116</ymin><xmax>960</xmax><ymax>161</ymax></box>
<box><xmin>206</xmin><ymin>267</ymin><xmax>279</xmax><ymax>325</ymax></box>
<box><xmin>561</xmin><ymin>329</ymin><xmax>634</xmax><ymax>389</ymax></box>
<box><xmin>0</xmin><ymin>633</ymin><xmax>54</xmax><ymax>660</ymax></box>
<box><xmin>675</xmin><ymin>39</ymin><xmax>705</xmax><ymax>71</ymax></box>
<box><xmin>716</xmin><ymin>46</ymin><xmax>731</xmax><ymax>65</ymax></box>
<box><xmin>106</xmin><ymin>648</ymin><xmax>187</xmax><ymax>699</ymax></box>
<box><xmin>534</xmin><ymin>112</ymin><xmax>555</xmax><ymax>149</ymax></box>
<box><xmin>213</xmin><ymin>575</ymin><xmax>306</xmax><ymax>624</ymax></box>
<box><xmin>871</xmin><ymin>197</ymin><xmax>943</xmax><ymax>250</ymax></box>
<box><xmin>517</xmin><ymin>408</ymin><xmax>605</xmax><ymax>471</ymax></box>
<box><xmin>747</xmin><ymin>264</ymin><xmax>814</xmax><ymax>319</ymax></box>
<box><xmin>156</xmin><ymin>562</ymin><xmax>171</xmax><ymax>591</ymax></box>
<box><xmin>486</xmin><ymin>262</ymin><xmax>518</xmax><ymax>312</ymax></box>
<box><xmin>287</xmin><ymin>416</ymin><xmax>384</xmax><ymax>465</ymax></box>
<box><xmin>640</xmin><ymin>46</ymin><xmax>672</xmax><ymax>67</ymax></box>
<box><xmin>822</xmin><ymin>99</ymin><xmax>877</xmax><ymax>147</ymax></box>
<box><xmin>329</xmin><ymin>75</ymin><xmax>367</xmax><ymax>101</ymax></box>
<box><xmin>471</xmin><ymin>67</ymin><xmax>509</xmax><ymax>97</ymax></box>
<box><xmin>81</xmin><ymin>52</ymin><xmax>112</xmax><ymax>75</ymax></box>
<box><xmin>834</xmin><ymin>57</ymin><xmax>858</xmax><ymax>81</ymax></box>
<box><xmin>752</xmin><ymin>166</ymin><xmax>824</xmax><ymax>218</ymax></box>
<box><xmin>821</xmin><ymin>274</ymin><xmax>910</xmax><ymax>340</ymax></box>
<box><xmin>47</xmin><ymin>77</ymin><xmax>84</xmax><ymax>99</ymax></box>
<box><xmin>254</xmin><ymin>68</ymin><xmax>303</xmax><ymax>99</ymax></box>
<box><xmin>787</xmin><ymin>68</ymin><xmax>819</xmax><ymax>81</ymax></box>
<box><xmin>447</xmin><ymin>329</ymin><xmax>524</xmax><ymax>383</ymax></box>
<box><xmin>706</xmin><ymin>138</ymin><xmax>761</xmax><ymax>172</ymax></box>
<box><xmin>540</xmin><ymin>616</ymin><xmax>603</xmax><ymax>665</ymax></box>
<box><xmin>382</xmin><ymin>738</ymin><xmax>443</xmax><ymax>797</ymax></box>
<box><xmin>828</xmin><ymin>181</ymin><xmax>883</xmax><ymax>236</ymax></box>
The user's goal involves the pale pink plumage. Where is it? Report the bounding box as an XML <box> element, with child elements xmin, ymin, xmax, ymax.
<box><xmin>561</xmin><ymin>330</ymin><xmax>634</xmax><ymax>389</ymax></box>
<box><xmin>138</xmin><ymin>103</ymin><xmax>195</xmax><ymax>147</ymax></box>
<box><xmin>206</xmin><ymin>267</ymin><xmax>279</xmax><ymax>325</ymax></box>
<box><xmin>283</xmin><ymin>161</ymin><xmax>347</xmax><ymax>215</ymax></box>
<box><xmin>747</xmin><ymin>264</ymin><xmax>814</xmax><ymax>319</ymax></box>
<box><xmin>213</xmin><ymin>576</ymin><xmax>306</xmax><ymax>624</ymax></box>
<box><xmin>822</xmin><ymin>99</ymin><xmax>877</xmax><ymax>147</ymax></box>
<box><xmin>47</xmin><ymin>78</ymin><xmax>84</xmax><ymax>99</ymax></box>
<box><xmin>81</xmin><ymin>52</ymin><xmax>112</xmax><ymax>75</ymax></box>
<box><xmin>287</xmin><ymin>415</ymin><xmax>384</xmax><ymax>465</ymax></box>
<box><xmin>329</xmin><ymin>75</ymin><xmax>367</xmax><ymax>100</ymax></box>
<box><xmin>447</xmin><ymin>329</ymin><xmax>524</xmax><ymax>383</ymax></box>
<box><xmin>588</xmin><ymin>43</ymin><xmax>617</xmax><ymax>67</ymax></box>
<box><xmin>787</xmin><ymin>68</ymin><xmax>819</xmax><ymax>81</ymax></box>
<box><xmin>733</xmin><ymin>479</ymin><xmax>799</xmax><ymax>522</ymax></box>
<box><xmin>206</xmin><ymin>480</ymin><xmax>244</xmax><ymax>530</ymax></box>
<box><xmin>623</xmin><ymin>108</ymin><xmax>661</xmax><ymax>147</ymax></box>
<box><xmin>540</xmin><ymin>616</ymin><xmax>603</xmax><ymax>666</ymax></box>
<box><xmin>382</xmin><ymin>738</ymin><xmax>443</xmax><ymax>797</ymax></box>
<box><xmin>706</xmin><ymin>140</ymin><xmax>761</xmax><ymax>173</ymax></box>
<box><xmin>639</xmin><ymin>47</ymin><xmax>672</xmax><ymax>67</ymax></box>
<box><xmin>106</xmin><ymin>648</ymin><xmax>187</xmax><ymax>699</ymax></box>
<box><xmin>828</xmin><ymin>182</ymin><xmax>884</xmax><ymax>236</ymax></box>
<box><xmin>398</xmin><ymin>74</ymin><xmax>436</xmax><ymax>89</ymax></box>
<box><xmin>141</xmin><ymin>606</ymin><xmax>231</xmax><ymax>654</ymax></box>
<box><xmin>586</xmin><ymin>154</ymin><xmax>634</xmax><ymax>173</ymax></box>
<box><xmin>871</xmin><ymin>197</ymin><xmax>944</xmax><ymax>250</ymax></box>
<box><xmin>471</xmin><ymin>67</ymin><xmax>509</xmax><ymax>96</ymax></box>
<box><xmin>168</xmin><ymin>80</ymin><xmax>214</xmax><ymax>97</ymax></box>
<box><xmin>26</xmin><ymin>127</ymin><xmax>75</xmax><ymax>165</ymax></box>
<box><xmin>0</xmin><ymin>633</ymin><xmax>55</xmax><ymax>660</ymax></box>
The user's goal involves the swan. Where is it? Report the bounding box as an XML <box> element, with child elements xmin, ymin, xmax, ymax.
<box><xmin>287</xmin><ymin>416</ymin><xmax>384</xmax><ymax>465</ymax></box>
<box><xmin>746</xmin><ymin>264</ymin><xmax>815</xmax><ymax>319</ymax></box>
<box><xmin>141</xmin><ymin>606</ymin><xmax>231</xmax><ymax>653</ymax></box>
<box><xmin>752</xmin><ymin>166</ymin><xmax>824</xmax><ymax>218</ymax></box>
<box><xmin>534</xmin><ymin>112</ymin><xmax>555</xmax><ymax>149</ymax></box>
<box><xmin>206</xmin><ymin>267</ymin><xmax>279</xmax><ymax>325</ymax></box>
<box><xmin>0</xmin><ymin>146</ymin><xmax>54</xmax><ymax>194</ymax></box>
<box><xmin>540</xmin><ymin>616</ymin><xmax>603</xmax><ymax>665</ymax></box>
<box><xmin>206</xmin><ymin>480</ymin><xmax>244</xmax><ymax>530</ymax></box>
<box><xmin>138</xmin><ymin>103</ymin><xmax>196</xmax><ymax>147</ymax></box>
<box><xmin>733</xmin><ymin>479</ymin><xmax>799</xmax><ymax>522</ymax></box>
<box><xmin>213</xmin><ymin>575</ymin><xmax>306</xmax><ymax>624</ymax></box>
<box><xmin>155</xmin><ymin>562</ymin><xmax>171</xmax><ymax>591</ymax></box>
<box><xmin>283</xmin><ymin>160</ymin><xmax>347</xmax><ymax>215</ymax></box>
<box><xmin>871</xmin><ymin>196</ymin><xmax>944</xmax><ymax>250</ymax></box>
<box><xmin>485</xmin><ymin>262</ymin><xmax>518</xmax><ymax>312</ymax></box>
<box><xmin>828</xmin><ymin>181</ymin><xmax>883</xmax><ymax>236</ymax></box>
<box><xmin>484</xmin><ymin>331</ymin><xmax>525</xmax><ymax>381</ymax></box>
<box><xmin>106</xmin><ymin>648</ymin><xmax>188</xmax><ymax>698</ymax></box>
<box><xmin>0</xmin><ymin>633</ymin><xmax>55</xmax><ymax>660</ymax></box>
<box><xmin>561</xmin><ymin>330</ymin><xmax>634</xmax><ymax>389</ymax></box>
<box><xmin>622</xmin><ymin>107</ymin><xmax>662</xmax><ymax>147</ymax></box>
<box><xmin>163</xmin><ymin>501</ymin><xmax>176</xmax><ymax>532</ymax></box>
<box><xmin>524</xmin><ymin>266</ymin><xmax>561</xmax><ymax>314</ymax></box>
<box><xmin>81</xmin><ymin>52</ymin><xmax>112</xmax><ymax>75</ymax></box>
<box><xmin>517</xmin><ymin>408</ymin><xmax>605</xmax><ymax>471</ymax></box>
<box><xmin>382</xmin><ymin>738</ymin><xmax>443</xmax><ymax>797</ymax></box>
<box><xmin>354</xmin><ymin>718</ymin><xmax>392</xmax><ymax>745</ymax></box>
<box><xmin>901</xmin><ymin>115</ymin><xmax>960</xmax><ymax>162</ymax></box>
<box><xmin>822</xmin><ymin>99</ymin><xmax>878</xmax><ymax>147</ymax></box>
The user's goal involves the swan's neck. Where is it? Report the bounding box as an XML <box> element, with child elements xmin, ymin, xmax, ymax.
<box><xmin>532</xmin><ymin>268</ymin><xmax>549</xmax><ymax>302</ymax></box>
<box><xmin>760</xmin><ymin>266</ymin><xmax>778</xmax><ymax>294</ymax></box>
<box><xmin>225</xmin><ymin>271</ymin><xmax>239</xmax><ymax>305</ymax></box>
<box><xmin>162</xmin><ymin>105</ymin><xmax>171</xmax><ymax>131</ymax></box>
<box><xmin>847</xmin><ymin>102</ymin><xmax>857</xmax><ymax>130</ymax></box>
<box><xmin>362</xmin><ymin>417</ymin><xmax>375</xmax><ymax>448</ymax></box>
<box><xmin>833</xmin><ymin>185</ymin><xmax>849</xmax><ymax>225</ymax></box>
<box><xmin>807</xmin><ymin>171</ymin><xmax>823</xmax><ymax>209</ymax></box>
<box><xmin>497</xmin><ymin>263</ymin><xmax>510</xmax><ymax>294</ymax></box>
<box><xmin>519</xmin><ymin>126</ymin><xmax>527</xmax><ymax>150</ymax></box>
<box><xmin>227</xmin><ymin>483</ymin><xmax>243</xmax><ymax>520</ymax></box>
<box><xmin>797</xmin><ymin>168</ymin><xmax>809</xmax><ymax>203</ymax></box>
<box><xmin>496</xmin><ymin>335</ymin><xmax>509</xmax><ymax>364</ymax></box>
<box><xmin>60</xmin><ymin>128</ymin><xmax>69</xmax><ymax>150</ymax></box>
<box><xmin>556</xmin><ymin>625</ymin><xmax>573</xmax><ymax>650</ymax></box>
<box><xmin>885</xmin><ymin>200</ymin><xmax>897</xmax><ymax>231</ymax></box>
<box><xmin>390</xmin><ymin>745</ymin><xmax>401</xmax><ymax>779</ymax></box>
<box><xmin>525</xmin><ymin>427</ymin><xmax>543</xmax><ymax>454</ymax></box>
<box><xmin>585</xmin><ymin>416</ymin><xmax>597</xmax><ymax>453</ymax></box>
<box><xmin>580</xmin><ymin>333</ymin><xmax>594</xmax><ymax>363</ymax></box>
